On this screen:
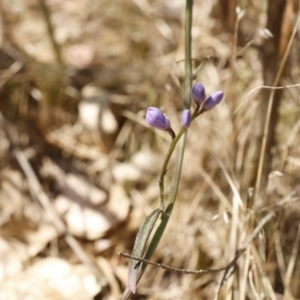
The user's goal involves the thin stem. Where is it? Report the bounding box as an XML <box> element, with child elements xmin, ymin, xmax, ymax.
<box><xmin>193</xmin><ymin>56</ymin><xmax>209</xmax><ymax>78</ymax></box>
<box><xmin>184</xmin><ymin>0</ymin><xmax>193</xmax><ymax>109</ymax></box>
<box><xmin>159</xmin><ymin>127</ymin><xmax>185</xmax><ymax>210</ymax></box>
<box><xmin>158</xmin><ymin>0</ymin><xmax>196</xmax><ymax>208</ymax></box>
<box><xmin>142</xmin><ymin>0</ymin><xmax>194</xmax><ymax>285</ymax></box>
<box><xmin>120</xmin><ymin>1</ymin><xmax>194</xmax><ymax>299</ymax></box>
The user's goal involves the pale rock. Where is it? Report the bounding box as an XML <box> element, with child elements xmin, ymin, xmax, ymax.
<box><xmin>0</xmin><ymin>258</ymin><xmax>99</xmax><ymax>300</ymax></box>
<box><xmin>54</xmin><ymin>183</ymin><xmax>129</xmax><ymax>240</ymax></box>
<box><xmin>112</xmin><ymin>163</ymin><xmax>142</xmax><ymax>183</ymax></box>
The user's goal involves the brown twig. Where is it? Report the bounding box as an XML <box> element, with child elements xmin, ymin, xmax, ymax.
<box><xmin>119</xmin><ymin>212</ymin><xmax>274</xmax><ymax>276</ymax></box>
<box><xmin>119</xmin><ymin>249</ymin><xmax>245</xmax><ymax>275</ymax></box>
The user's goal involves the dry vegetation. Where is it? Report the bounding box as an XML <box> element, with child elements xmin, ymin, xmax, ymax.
<box><xmin>0</xmin><ymin>0</ymin><xmax>300</xmax><ymax>299</ymax></box>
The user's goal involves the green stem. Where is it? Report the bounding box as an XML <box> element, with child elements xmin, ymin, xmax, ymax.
<box><xmin>158</xmin><ymin>0</ymin><xmax>194</xmax><ymax>209</ymax></box>
<box><xmin>121</xmin><ymin>1</ymin><xmax>193</xmax><ymax>299</ymax></box>
<box><xmin>184</xmin><ymin>0</ymin><xmax>193</xmax><ymax>109</ymax></box>
<box><xmin>159</xmin><ymin>127</ymin><xmax>185</xmax><ymax>210</ymax></box>
<box><xmin>158</xmin><ymin>112</ymin><xmax>198</xmax><ymax>210</ymax></box>
<box><xmin>143</xmin><ymin>0</ymin><xmax>193</xmax><ymax>282</ymax></box>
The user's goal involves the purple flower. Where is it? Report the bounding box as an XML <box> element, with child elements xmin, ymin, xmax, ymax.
<box><xmin>202</xmin><ymin>91</ymin><xmax>224</xmax><ymax>111</ymax></box>
<box><xmin>146</xmin><ymin>107</ymin><xmax>171</xmax><ymax>131</ymax></box>
<box><xmin>181</xmin><ymin>109</ymin><xmax>191</xmax><ymax>128</ymax></box>
<box><xmin>192</xmin><ymin>83</ymin><xmax>206</xmax><ymax>104</ymax></box>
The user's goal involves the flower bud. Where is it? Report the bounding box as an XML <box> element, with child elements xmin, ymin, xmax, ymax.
<box><xmin>181</xmin><ymin>109</ymin><xmax>191</xmax><ymax>128</ymax></box>
<box><xmin>192</xmin><ymin>83</ymin><xmax>206</xmax><ymax>104</ymax></box>
<box><xmin>146</xmin><ymin>107</ymin><xmax>171</xmax><ymax>131</ymax></box>
<box><xmin>202</xmin><ymin>91</ymin><xmax>224</xmax><ymax>111</ymax></box>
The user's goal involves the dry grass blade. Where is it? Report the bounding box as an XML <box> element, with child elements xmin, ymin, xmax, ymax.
<box><xmin>37</xmin><ymin>0</ymin><xmax>63</xmax><ymax>65</ymax></box>
<box><xmin>0</xmin><ymin>61</ymin><xmax>23</xmax><ymax>89</ymax></box>
<box><xmin>283</xmin><ymin>222</ymin><xmax>300</xmax><ymax>300</ymax></box>
<box><xmin>254</xmin><ymin>15</ymin><xmax>300</xmax><ymax>203</ymax></box>
<box><xmin>198</xmin><ymin>166</ymin><xmax>232</xmax><ymax>211</ymax></box>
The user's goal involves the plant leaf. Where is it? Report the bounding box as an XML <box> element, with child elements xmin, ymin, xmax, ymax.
<box><xmin>128</xmin><ymin>208</ymin><xmax>161</xmax><ymax>294</ymax></box>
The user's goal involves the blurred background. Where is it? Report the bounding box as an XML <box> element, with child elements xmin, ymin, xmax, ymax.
<box><xmin>0</xmin><ymin>0</ymin><xmax>300</xmax><ymax>299</ymax></box>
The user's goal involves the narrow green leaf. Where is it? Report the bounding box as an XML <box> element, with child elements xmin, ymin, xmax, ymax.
<box><xmin>128</xmin><ymin>208</ymin><xmax>161</xmax><ymax>294</ymax></box>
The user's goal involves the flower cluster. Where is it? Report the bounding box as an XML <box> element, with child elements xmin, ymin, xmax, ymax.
<box><xmin>192</xmin><ymin>83</ymin><xmax>224</xmax><ymax>113</ymax></box>
<box><xmin>145</xmin><ymin>82</ymin><xmax>223</xmax><ymax>138</ymax></box>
